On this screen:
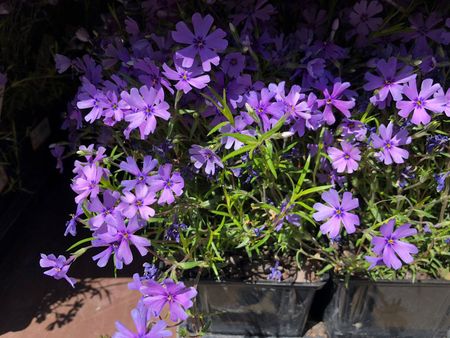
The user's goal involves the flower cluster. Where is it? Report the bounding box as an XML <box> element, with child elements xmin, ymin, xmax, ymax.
<box><xmin>43</xmin><ymin>0</ymin><xmax>450</xmax><ymax>335</ymax></box>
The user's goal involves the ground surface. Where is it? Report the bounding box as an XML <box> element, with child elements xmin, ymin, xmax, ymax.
<box><xmin>0</xmin><ymin>174</ymin><xmax>152</xmax><ymax>338</ymax></box>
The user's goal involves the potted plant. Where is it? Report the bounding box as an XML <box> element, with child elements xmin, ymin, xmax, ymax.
<box><xmin>39</xmin><ymin>1</ymin><xmax>450</xmax><ymax>337</ymax></box>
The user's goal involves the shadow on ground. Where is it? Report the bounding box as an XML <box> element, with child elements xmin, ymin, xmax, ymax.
<box><xmin>0</xmin><ymin>174</ymin><xmax>148</xmax><ymax>337</ymax></box>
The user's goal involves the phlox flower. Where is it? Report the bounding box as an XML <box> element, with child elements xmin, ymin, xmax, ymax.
<box><xmin>313</xmin><ymin>189</ymin><xmax>360</xmax><ymax>239</ymax></box>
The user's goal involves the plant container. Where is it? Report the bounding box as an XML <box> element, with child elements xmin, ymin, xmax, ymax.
<box><xmin>324</xmin><ymin>279</ymin><xmax>450</xmax><ymax>338</ymax></box>
<box><xmin>187</xmin><ymin>279</ymin><xmax>326</xmax><ymax>337</ymax></box>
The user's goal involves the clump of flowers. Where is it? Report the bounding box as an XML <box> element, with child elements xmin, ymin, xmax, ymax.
<box><xmin>42</xmin><ymin>0</ymin><xmax>450</xmax><ymax>335</ymax></box>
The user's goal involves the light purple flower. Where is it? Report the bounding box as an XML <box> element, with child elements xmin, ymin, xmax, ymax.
<box><xmin>317</xmin><ymin>82</ymin><xmax>355</xmax><ymax>125</ymax></box>
<box><xmin>440</xmin><ymin>88</ymin><xmax>450</xmax><ymax>117</ymax></box>
<box><xmin>246</xmin><ymin>88</ymin><xmax>284</xmax><ymax>131</ymax></box>
<box><xmin>140</xmin><ymin>279</ymin><xmax>197</xmax><ymax>322</ymax></box>
<box><xmin>367</xmin><ymin>219</ymin><xmax>418</xmax><ymax>270</ymax></box>
<box><xmin>327</xmin><ymin>141</ymin><xmax>361</xmax><ymax>174</ymax></box>
<box><xmin>71</xmin><ymin>164</ymin><xmax>103</xmax><ymax>204</ymax></box>
<box><xmin>150</xmin><ymin>164</ymin><xmax>184</xmax><ymax>205</ymax></box>
<box><xmin>119</xmin><ymin>185</ymin><xmax>156</xmax><ymax>220</ymax></box>
<box><xmin>40</xmin><ymin>254</ymin><xmax>76</xmax><ymax>288</ymax></box>
<box><xmin>313</xmin><ymin>189</ymin><xmax>360</xmax><ymax>239</ymax></box>
<box><xmin>279</xmin><ymin>85</ymin><xmax>312</xmax><ymax>137</ymax></box>
<box><xmin>220</xmin><ymin>115</ymin><xmax>255</xmax><ymax>150</ymax></box>
<box><xmin>102</xmin><ymin>91</ymin><xmax>130</xmax><ymax>125</ymax></box>
<box><xmin>76</xmin><ymin>79</ymin><xmax>107</xmax><ymax>123</ymax></box>
<box><xmin>88</xmin><ymin>190</ymin><xmax>121</xmax><ymax>229</ymax></box>
<box><xmin>371</xmin><ymin>122</ymin><xmax>411</xmax><ymax>165</ymax></box>
<box><xmin>364</xmin><ymin>57</ymin><xmax>416</xmax><ymax>107</ymax></box>
<box><xmin>113</xmin><ymin>301</ymin><xmax>171</xmax><ymax>338</ymax></box>
<box><xmin>396</xmin><ymin>78</ymin><xmax>445</xmax><ymax>125</ymax></box>
<box><xmin>172</xmin><ymin>13</ymin><xmax>227</xmax><ymax>71</ymax></box>
<box><xmin>120</xmin><ymin>156</ymin><xmax>158</xmax><ymax>191</ymax></box>
<box><xmin>94</xmin><ymin>216</ymin><xmax>150</xmax><ymax>266</ymax></box>
<box><xmin>189</xmin><ymin>145</ymin><xmax>223</xmax><ymax>175</ymax></box>
<box><xmin>162</xmin><ymin>62</ymin><xmax>210</xmax><ymax>94</ymax></box>
<box><xmin>121</xmin><ymin>86</ymin><xmax>170</xmax><ymax>139</ymax></box>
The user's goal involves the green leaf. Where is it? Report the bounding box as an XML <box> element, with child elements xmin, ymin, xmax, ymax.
<box><xmin>178</xmin><ymin>261</ymin><xmax>208</xmax><ymax>270</ymax></box>
<box><xmin>222</xmin><ymin>144</ymin><xmax>254</xmax><ymax>162</ymax></box>
<box><xmin>295</xmin><ymin>185</ymin><xmax>332</xmax><ymax>199</ymax></box>
<box><xmin>222</xmin><ymin>133</ymin><xmax>257</xmax><ymax>145</ymax></box>
<box><xmin>207</xmin><ymin>121</ymin><xmax>229</xmax><ymax>136</ymax></box>
<box><xmin>67</xmin><ymin>237</ymin><xmax>94</xmax><ymax>252</ymax></box>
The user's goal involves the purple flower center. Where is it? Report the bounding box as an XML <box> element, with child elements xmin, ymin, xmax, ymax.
<box><xmin>138</xmin><ymin>175</ymin><xmax>145</xmax><ymax>181</ymax></box>
<box><xmin>335</xmin><ymin>207</ymin><xmax>343</xmax><ymax>216</ymax></box>
<box><xmin>344</xmin><ymin>154</ymin><xmax>350</xmax><ymax>160</ymax></box>
<box><xmin>165</xmin><ymin>179</ymin><xmax>173</xmax><ymax>188</ymax></box>
<box><xmin>387</xmin><ymin>238</ymin><xmax>394</xmax><ymax>245</ymax></box>
<box><xmin>89</xmin><ymin>180</ymin><xmax>97</xmax><ymax>189</ymax></box>
<box><xmin>230</xmin><ymin>58</ymin><xmax>238</xmax><ymax>66</ymax></box>
<box><xmin>385</xmin><ymin>141</ymin><xmax>392</xmax><ymax>149</ymax></box>
<box><xmin>326</xmin><ymin>98</ymin><xmax>332</xmax><ymax>105</ymax></box>
<box><xmin>193</xmin><ymin>36</ymin><xmax>205</xmax><ymax>49</ymax></box>
<box><xmin>384</xmin><ymin>79</ymin><xmax>392</xmax><ymax>86</ymax></box>
<box><xmin>145</xmin><ymin>106</ymin><xmax>154</xmax><ymax>116</ymax></box>
<box><xmin>180</xmin><ymin>71</ymin><xmax>190</xmax><ymax>81</ymax></box>
<box><xmin>136</xmin><ymin>199</ymin><xmax>143</xmax><ymax>207</ymax></box>
<box><xmin>414</xmin><ymin>98</ymin><xmax>424</xmax><ymax>108</ymax></box>
<box><xmin>112</xmin><ymin>103</ymin><xmax>118</xmax><ymax>109</ymax></box>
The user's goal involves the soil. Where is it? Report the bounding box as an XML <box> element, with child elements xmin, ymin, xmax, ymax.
<box><xmin>200</xmin><ymin>251</ymin><xmax>323</xmax><ymax>283</ymax></box>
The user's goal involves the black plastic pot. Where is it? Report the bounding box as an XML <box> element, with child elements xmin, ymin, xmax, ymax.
<box><xmin>324</xmin><ymin>279</ymin><xmax>450</xmax><ymax>338</ymax></box>
<box><xmin>188</xmin><ymin>280</ymin><xmax>326</xmax><ymax>337</ymax></box>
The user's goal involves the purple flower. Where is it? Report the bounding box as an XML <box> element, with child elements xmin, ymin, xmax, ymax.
<box><xmin>150</xmin><ymin>164</ymin><xmax>184</xmax><ymax>205</ymax></box>
<box><xmin>221</xmin><ymin>52</ymin><xmax>246</xmax><ymax>78</ymax></box>
<box><xmin>40</xmin><ymin>254</ymin><xmax>76</xmax><ymax>288</ymax></box>
<box><xmin>120</xmin><ymin>156</ymin><xmax>158</xmax><ymax>191</ymax></box>
<box><xmin>246</xmin><ymin>88</ymin><xmax>284</xmax><ymax>131</ymax></box>
<box><xmin>71</xmin><ymin>164</ymin><xmax>103</xmax><ymax>203</ymax></box>
<box><xmin>327</xmin><ymin>141</ymin><xmax>361</xmax><ymax>174</ymax></box>
<box><xmin>140</xmin><ymin>279</ymin><xmax>197</xmax><ymax>322</ymax></box>
<box><xmin>313</xmin><ymin>189</ymin><xmax>360</xmax><ymax>239</ymax></box>
<box><xmin>65</xmin><ymin>203</ymin><xmax>83</xmax><ymax>237</ymax></box>
<box><xmin>119</xmin><ymin>185</ymin><xmax>156</xmax><ymax>220</ymax></box>
<box><xmin>402</xmin><ymin>12</ymin><xmax>447</xmax><ymax>56</ymax></box>
<box><xmin>162</xmin><ymin>62</ymin><xmax>210</xmax><ymax>94</ymax></box>
<box><xmin>367</xmin><ymin>219</ymin><xmax>418</xmax><ymax>270</ymax></box>
<box><xmin>134</xmin><ymin>57</ymin><xmax>173</xmax><ymax>94</ymax></box>
<box><xmin>340</xmin><ymin>119</ymin><xmax>367</xmax><ymax>141</ymax></box>
<box><xmin>267</xmin><ymin>261</ymin><xmax>282</xmax><ymax>282</ymax></box>
<box><xmin>441</xmin><ymin>88</ymin><xmax>450</xmax><ymax>117</ymax></box>
<box><xmin>426</xmin><ymin>134</ymin><xmax>449</xmax><ymax>153</ymax></box>
<box><xmin>317</xmin><ymin>82</ymin><xmax>355</xmax><ymax>125</ymax></box>
<box><xmin>220</xmin><ymin>115</ymin><xmax>255</xmax><ymax>150</ymax></box>
<box><xmin>189</xmin><ymin>145</ymin><xmax>223</xmax><ymax>175</ymax></box>
<box><xmin>121</xmin><ymin>86</ymin><xmax>170</xmax><ymax>139</ymax></box>
<box><xmin>50</xmin><ymin>144</ymin><xmax>65</xmax><ymax>173</ymax></box>
<box><xmin>94</xmin><ymin>216</ymin><xmax>150</xmax><ymax>266</ymax></box>
<box><xmin>435</xmin><ymin>172</ymin><xmax>450</xmax><ymax>192</ymax></box>
<box><xmin>349</xmin><ymin>1</ymin><xmax>383</xmax><ymax>36</ymax></box>
<box><xmin>102</xmin><ymin>91</ymin><xmax>130</xmax><ymax>126</ymax></box>
<box><xmin>172</xmin><ymin>13</ymin><xmax>227</xmax><ymax>71</ymax></box>
<box><xmin>306</xmin><ymin>58</ymin><xmax>326</xmax><ymax>79</ymax></box>
<box><xmin>364</xmin><ymin>57</ymin><xmax>416</xmax><ymax>108</ymax></box>
<box><xmin>371</xmin><ymin>122</ymin><xmax>411</xmax><ymax>165</ymax></box>
<box><xmin>396</xmin><ymin>78</ymin><xmax>445</xmax><ymax>125</ymax></box>
<box><xmin>165</xmin><ymin>220</ymin><xmax>188</xmax><ymax>243</ymax></box>
<box><xmin>231</xmin><ymin>0</ymin><xmax>276</xmax><ymax>32</ymax></box>
<box><xmin>113</xmin><ymin>301</ymin><xmax>171</xmax><ymax>338</ymax></box>
<box><xmin>281</xmin><ymin>85</ymin><xmax>312</xmax><ymax>137</ymax></box>
<box><xmin>88</xmin><ymin>190</ymin><xmax>121</xmax><ymax>230</ymax></box>
<box><xmin>76</xmin><ymin>79</ymin><xmax>107</xmax><ymax>123</ymax></box>
<box><xmin>54</xmin><ymin>54</ymin><xmax>72</xmax><ymax>74</ymax></box>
